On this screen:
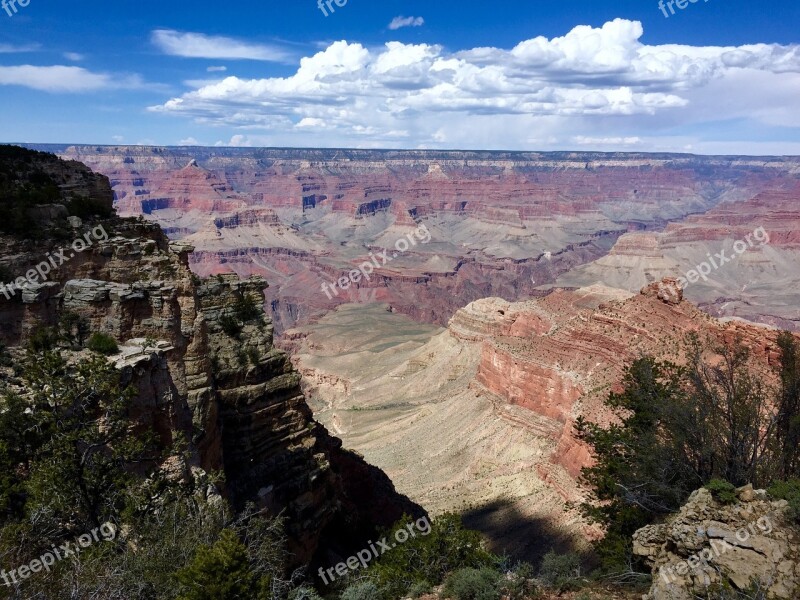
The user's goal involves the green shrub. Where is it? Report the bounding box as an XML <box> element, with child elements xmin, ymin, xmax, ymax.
<box><xmin>443</xmin><ymin>567</ymin><xmax>500</xmax><ymax>600</ymax></box>
<box><xmin>234</xmin><ymin>293</ymin><xmax>262</xmax><ymax>323</ymax></box>
<box><xmin>175</xmin><ymin>529</ymin><xmax>257</xmax><ymax>600</ymax></box>
<box><xmin>289</xmin><ymin>585</ymin><xmax>324</xmax><ymax>600</ymax></box>
<box><xmin>500</xmin><ymin>562</ymin><xmax>538</xmax><ymax>599</ymax></box>
<box><xmin>538</xmin><ymin>551</ymin><xmax>581</xmax><ymax>592</ymax></box>
<box><xmin>768</xmin><ymin>479</ymin><xmax>800</xmax><ymax>523</ymax></box>
<box><xmin>220</xmin><ymin>315</ymin><xmax>242</xmax><ymax>338</ymax></box>
<box><xmin>340</xmin><ymin>581</ymin><xmax>380</xmax><ymax>600</ymax></box>
<box><xmin>407</xmin><ymin>580</ymin><xmax>432</xmax><ymax>598</ymax></box>
<box><xmin>368</xmin><ymin>513</ymin><xmax>496</xmax><ymax>599</ymax></box>
<box><xmin>706</xmin><ymin>479</ymin><xmax>738</xmax><ymax>505</ymax></box>
<box><xmin>0</xmin><ymin>343</ymin><xmax>11</xmax><ymax>367</ymax></box>
<box><xmin>59</xmin><ymin>311</ymin><xmax>90</xmax><ymax>347</ymax></box>
<box><xmin>28</xmin><ymin>326</ymin><xmax>59</xmax><ymax>352</ymax></box>
<box><xmin>87</xmin><ymin>332</ymin><xmax>119</xmax><ymax>355</ymax></box>
<box><xmin>247</xmin><ymin>347</ymin><xmax>260</xmax><ymax>366</ymax></box>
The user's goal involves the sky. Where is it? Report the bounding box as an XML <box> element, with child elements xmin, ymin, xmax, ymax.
<box><xmin>0</xmin><ymin>0</ymin><xmax>799</xmax><ymax>154</ymax></box>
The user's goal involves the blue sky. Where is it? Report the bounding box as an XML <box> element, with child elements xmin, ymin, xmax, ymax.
<box><xmin>0</xmin><ymin>0</ymin><xmax>799</xmax><ymax>153</ymax></box>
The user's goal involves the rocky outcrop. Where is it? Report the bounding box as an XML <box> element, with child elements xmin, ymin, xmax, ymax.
<box><xmin>633</xmin><ymin>486</ymin><xmax>800</xmax><ymax>599</ymax></box>
<box><xmin>0</xmin><ymin>147</ymin><xmax>421</xmax><ymax>568</ymax></box>
<box><xmin>448</xmin><ymin>279</ymin><xmax>788</xmax><ymax>484</ymax></box>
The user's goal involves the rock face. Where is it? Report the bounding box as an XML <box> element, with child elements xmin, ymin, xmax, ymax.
<box><xmin>557</xmin><ymin>181</ymin><xmax>800</xmax><ymax>330</ymax></box>
<box><xmin>0</xmin><ymin>148</ymin><xmax>420</xmax><ymax>568</ymax></box>
<box><xmin>633</xmin><ymin>487</ymin><xmax>800</xmax><ymax>599</ymax></box>
<box><xmin>31</xmin><ymin>145</ymin><xmax>800</xmax><ymax>336</ymax></box>
<box><xmin>288</xmin><ymin>281</ymin><xmax>794</xmax><ymax>561</ymax></box>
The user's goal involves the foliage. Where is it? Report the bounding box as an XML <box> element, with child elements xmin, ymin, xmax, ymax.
<box><xmin>247</xmin><ymin>347</ymin><xmax>260</xmax><ymax>366</ymax></box>
<box><xmin>775</xmin><ymin>332</ymin><xmax>800</xmax><ymax>480</ymax></box>
<box><xmin>220</xmin><ymin>314</ymin><xmax>243</xmax><ymax>338</ymax></box>
<box><xmin>289</xmin><ymin>586</ymin><xmax>325</xmax><ymax>600</ymax></box>
<box><xmin>340</xmin><ymin>581</ymin><xmax>381</xmax><ymax>600</ymax></box>
<box><xmin>537</xmin><ymin>551</ymin><xmax>582</xmax><ymax>592</ymax></box>
<box><xmin>234</xmin><ymin>293</ymin><xmax>263</xmax><ymax>323</ymax></box>
<box><xmin>767</xmin><ymin>479</ymin><xmax>800</xmax><ymax>523</ymax></box>
<box><xmin>87</xmin><ymin>331</ymin><xmax>119</xmax><ymax>355</ymax></box>
<box><xmin>498</xmin><ymin>562</ymin><xmax>538</xmax><ymax>599</ymax></box>
<box><xmin>0</xmin><ymin>344</ymin><xmax>294</xmax><ymax>599</ymax></box>
<box><xmin>705</xmin><ymin>479</ymin><xmax>738</xmax><ymax>505</ymax></box>
<box><xmin>364</xmin><ymin>513</ymin><xmax>497</xmax><ymax>599</ymax></box>
<box><xmin>442</xmin><ymin>567</ymin><xmax>500</xmax><ymax>600</ymax></box>
<box><xmin>67</xmin><ymin>194</ymin><xmax>113</xmax><ymax>219</ymax></box>
<box><xmin>407</xmin><ymin>580</ymin><xmax>432</xmax><ymax>598</ymax></box>
<box><xmin>59</xmin><ymin>311</ymin><xmax>91</xmax><ymax>347</ymax></box>
<box><xmin>575</xmin><ymin>333</ymin><xmax>794</xmax><ymax>574</ymax></box>
<box><xmin>27</xmin><ymin>325</ymin><xmax>59</xmax><ymax>352</ymax></box>
<box><xmin>175</xmin><ymin>529</ymin><xmax>260</xmax><ymax>600</ymax></box>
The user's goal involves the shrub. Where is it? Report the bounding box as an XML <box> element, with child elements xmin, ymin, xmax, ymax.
<box><xmin>247</xmin><ymin>347</ymin><xmax>260</xmax><ymax>366</ymax></box>
<box><xmin>706</xmin><ymin>479</ymin><xmax>738</xmax><ymax>505</ymax></box>
<box><xmin>368</xmin><ymin>513</ymin><xmax>496</xmax><ymax>598</ymax></box>
<box><xmin>87</xmin><ymin>332</ymin><xmax>119</xmax><ymax>355</ymax></box>
<box><xmin>59</xmin><ymin>311</ymin><xmax>90</xmax><ymax>347</ymax></box>
<box><xmin>538</xmin><ymin>551</ymin><xmax>581</xmax><ymax>592</ymax></box>
<box><xmin>219</xmin><ymin>315</ymin><xmax>242</xmax><ymax>338</ymax></box>
<box><xmin>407</xmin><ymin>580</ymin><xmax>432</xmax><ymax>598</ymax></box>
<box><xmin>28</xmin><ymin>326</ymin><xmax>59</xmax><ymax>352</ymax></box>
<box><xmin>443</xmin><ymin>567</ymin><xmax>500</xmax><ymax>600</ymax></box>
<box><xmin>340</xmin><ymin>581</ymin><xmax>380</xmax><ymax>600</ymax></box>
<box><xmin>500</xmin><ymin>562</ymin><xmax>538</xmax><ymax>599</ymax></box>
<box><xmin>234</xmin><ymin>293</ymin><xmax>262</xmax><ymax>323</ymax></box>
<box><xmin>768</xmin><ymin>479</ymin><xmax>800</xmax><ymax>523</ymax></box>
<box><xmin>0</xmin><ymin>343</ymin><xmax>11</xmax><ymax>367</ymax></box>
<box><xmin>175</xmin><ymin>529</ymin><xmax>256</xmax><ymax>600</ymax></box>
<box><xmin>289</xmin><ymin>585</ymin><xmax>324</xmax><ymax>600</ymax></box>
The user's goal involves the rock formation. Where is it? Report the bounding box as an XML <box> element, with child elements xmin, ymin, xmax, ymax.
<box><xmin>0</xmin><ymin>147</ymin><xmax>420</xmax><ymax>568</ymax></box>
<box><xmin>29</xmin><ymin>145</ymin><xmax>800</xmax><ymax>336</ymax></box>
<box><xmin>634</xmin><ymin>486</ymin><xmax>800</xmax><ymax>599</ymax></box>
<box><xmin>289</xmin><ymin>281</ymin><xmax>792</xmax><ymax>561</ymax></box>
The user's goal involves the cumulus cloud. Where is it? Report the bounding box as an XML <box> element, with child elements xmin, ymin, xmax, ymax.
<box><xmin>152</xmin><ymin>29</ymin><xmax>292</xmax><ymax>62</ymax></box>
<box><xmin>389</xmin><ymin>16</ymin><xmax>425</xmax><ymax>30</ymax></box>
<box><xmin>207</xmin><ymin>65</ymin><xmax>227</xmax><ymax>72</ymax></box>
<box><xmin>149</xmin><ymin>19</ymin><xmax>800</xmax><ymax>150</ymax></box>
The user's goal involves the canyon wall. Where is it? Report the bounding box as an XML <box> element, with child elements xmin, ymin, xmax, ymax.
<box><xmin>0</xmin><ymin>148</ymin><xmax>420</xmax><ymax>567</ymax></box>
<box><xmin>30</xmin><ymin>145</ymin><xmax>800</xmax><ymax>336</ymax></box>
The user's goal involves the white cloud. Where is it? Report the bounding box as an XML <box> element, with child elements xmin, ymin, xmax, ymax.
<box><xmin>389</xmin><ymin>16</ymin><xmax>425</xmax><ymax>30</ymax></box>
<box><xmin>207</xmin><ymin>66</ymin><xmax>227</xmax><ymax>72</ymax></box>
<box><xmin>0</xmin><ymin>43</ymin><xmax>39</xmax><ymax>54</ymax></box>
<box><xmin>574</xmin><ymin>136</ymin><xmax>642</xmax><ymax>146</ymax></box>
<box><xmin>63</xmin><ymin>52</ymin><xmax>85</xmax><ymax>61</ymax></box>
<box><xmin>152</xmin><ymin>29</ymin><xmax>292</xmax><ymax>62</ymax></box>
<box><xmin>0</xmin><ymin>65</ymin><xmax>149</xmax><ymax>93</ymax></box>
<box><xmin>149</xmin><ymin>19</ymin><xmax>800</xmax><ymax>151</ymax></box>
<box><xmin>0</xmin><ymin>65</ymin><xmax>111</xmax><ymax>92</ymax></box>
<box><xmin>179</xmin><ymin>137</ymin><xmax>201</xmax><ymax>146</ymax></box>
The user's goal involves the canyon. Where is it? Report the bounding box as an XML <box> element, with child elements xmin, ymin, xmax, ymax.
<box><xmin>30</xmin><ymin>145</ymin><xmax>800</xmax><ymax>336</ymax></box>
<box><xmin>0</xmin><ymin>148</ymin><xmax>420</xmax><ymax>568</ymax></box>
<box><xmin>14</xmin><ymin>144</ymin><xmax>800</xmax><ymax>569</ymax></box>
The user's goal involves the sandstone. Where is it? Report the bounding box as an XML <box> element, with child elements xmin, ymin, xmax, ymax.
<box><xmin>634</xmin><ymin>488</ymin><xmax>800</xmax><ymax>599</ymax></box>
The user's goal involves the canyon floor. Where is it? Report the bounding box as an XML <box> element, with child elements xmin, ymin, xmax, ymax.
<box><xmin>289</xmin><ymin>302</ymin><xmax>589</xmax><ymax>563</ymax></box>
